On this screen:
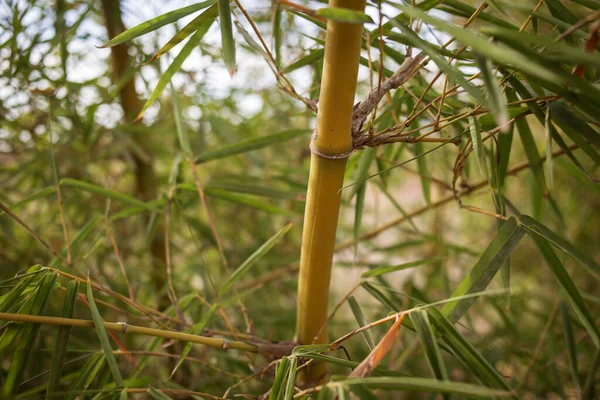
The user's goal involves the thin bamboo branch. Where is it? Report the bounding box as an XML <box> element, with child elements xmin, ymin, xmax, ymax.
<box><xmin>0</xmin><ymin>312</ymin><xmax>293</xmax><ymax>357</ymax></box>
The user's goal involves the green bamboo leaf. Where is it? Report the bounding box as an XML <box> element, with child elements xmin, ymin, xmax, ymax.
<box><xmin>362</xmin><ymin>258</ymin><xmax>443</xmax><ymax>278</ymax></box>
<box><xmin>272</xmin><ymin>3</ymin><xmax>282</xmax><ymax>65</ymax></box>
<box><xmin>147</xmin><ymin>387</ymin><xmax>174</xmax><ymax>400</ymax></box>
<box><xmin>361</xmin><ymin>281</ymin><xmax>399</xmax><ymax>312</ymax></box>
<box><xmin>582</xmin><ymin>348</ymin><xmax>600</xmax><ymax>400</ymax></box>
<box><xmin>348</xmin><ymin>296</ymin><xmax>375</xmax><ymax>350</ymax></box>
<box><xmin>397</xmin><ymin>5</ymin><xmax>595</xmax><ymax>91</ymax></box>
<box><xmin>410</xmin><ymin>309</ymin><xmax>449</xmax><ymax>399</ymax></box>
<box><xmin>441</xmin><ymin>217</ymin><xmax>525</xmax><ymax>322</ymax></box>
<box><xmin>100</xmin><ymin>1</ymin><xmax>215</xmax><ymax>47</ymax></box>
<box><xmin>283</xmin><ymin>356</ymin><xmax>298</xmax><ymax>400</ymax></box>
<box><xmin>550</xmin><ymin>100</ymin><xmax>600</xmax><ymax>149</ymax></box>
<box><xmin>284</xmin><ymin>48</ymin><xmax>325</xmax><ymax>73</ymax></box>
<box><xmin>496</xmin><ymin>89</ymin><xmax>518</xmax><ymax>188</ymax></box>
<box><xmin>86</xmin><ymin>278</ymin><xmax>124</xmax><ymax>387</ymax></box>
<box><xmin>439</xmin><ymin>0</ymin><xmax>518</xmax><ymax>30</ymax></box>
<box><xmin>220</xmin><ymin>222</ymin><xmax>293</xmax><ymax>295</ymax></box>
<box><xmin>120</xmin><ymin>388</ymin><xmax>128</xmax><ymax>400</ymax></box>
<box><xmin>559</xmin><ymin>301</ymin><xmax>580</xmax><ymax>391</ymax></box>
<box><xmin>518</xmin><ymin>215</ymin><xmax>600</xmax><ymax>276</ymax></box>
<box><xmin>171</xmin><ymin>303</ymin><xmax>218</xmax><ymax>376</ymax></box>
<box><xmin>391</xmin><ymin>20</ymin><xmax>487</xmax><ymax>106</ymax></box>
<box><xmin>337</xmin><ymin>385</ymin><xmax>350</xmax><ymax>400</ymax></box>
<box><xmin>315</xmin><ymin>8</ymin><xmax>373</xmax><ymax>24</ymax></box>
<box><xmin>136</xmin><ymin>4</ymin><xmax>218</xmax><ymax>120</ymax></box>
<box><xmin>4</xmin><ymin>186</ymin><xmax>56</xmax><ymax>214</ymax></box>
<box><xmin>269</xmin><ymin>356</ymin><xmax>290</xmax><ymax>400</ymax></box>
<box><xmin>342</xmin><ymin>376</ymin><xmax>512</xmax><ymax>397</ymax></box>
<box><xmin>354</xmin><ymin>183</ymin><xmax>366</xmax><ymax>260</ymax></box>
<box><xmin>66</xmin><ymin>354</ymin><xmax>105</xmax><ymax>400</ymax></box>
<box><xmin>50</xmin><ymin>216</ymin><xmax>103</xmax><ymax>268</ymax></box>
<box><xmin>529</xmin><ymin>235</ymin><xmax>600</xmax><ymax>347</ymax></box>
<box><xmin>303</xmin><ymin>352</ymin><xmax>406</xmax><ymax>377</ymax></box>
<box><xmin>476</xmin><ymin>55</ymin><xmax>508</xmax><ymax>131</ymax></box>
<box><xmin>171</xmin><ymin>84</ymin><xmax>191</xmax><ymax>155</ymax></box>
<box><xmin>350</xmin><ymin>147</ymin><xmax>377</xmax><ymax>200</ymax></box>
<box><xmin>375</xmin><ymin>182</ymin><xmax>420</xmax><ymax>233</ymax></box>
<box><xmin>545</xmin><ymin>108</ymin><xmax>554</xmax><ymax>191</ymax></box>
<box><xmin>47</xmin><ymin>279</ymin><xmax>80</xmax><ymax>398</ymax></box>
<box><xmin>218</xmin><ymin>0</ymin><xmax>236</xmax><ymax>76</ymax></box>
<box><xmin>2</xmin><ymin>272</ymin><xmax>58</xmax><ymax>397</ymax></box>
<box><xmin>60</xmin><ymin>178</ymin><xmax>156</xmax><ymax>211</ymax></box>
<box><xmin>478</xmin><ymin>106</ymin><xmax>527</xmax><ymax>132</ymax></box>
<box><xmin>204</xmin><ymin>186</ymin><xmax>293</xmax><ymax>215</ymax></box>
<box><xmin>428</xmin><ymin>307</ymin><xmax>513</xmax><ymax>392</ymax></box>
<box><xmin>414</xmin><ymin>142</ymin><xmax>431</xmax><ymax>205</ymax></box>
<box><xmin>0</xmin><ymin>265</ymin><xmax>42</xmax><ymax>313</ymax></box>
<box><xmin>194</xmin><ymin>129</ymin><xmax>309</xmax><ymax>164</ymax></box>
<box><xmin>207</xmin><ymin>180</ymin><xmax>302</xmax><ymax>200</ymax></box>
<box><xmin>145</xmin><ymin>3</ymin><xmax>217</xmax><ymax>64</ymax></box>
<box><xmin>469</xmin><ymin>114</ymin><xmax>491</xmax><ymax>181</ymax></box>
<box><xmin>544</xmin><ymin>0</ymin><xmax>579</xmax><ymax>25</ymax></box>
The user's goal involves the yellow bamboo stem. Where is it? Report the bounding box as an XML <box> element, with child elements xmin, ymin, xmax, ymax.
<box><xmin>295</xmin><ymin>0</ymin><xmax>366</xmax><ymax>386</ymax></box>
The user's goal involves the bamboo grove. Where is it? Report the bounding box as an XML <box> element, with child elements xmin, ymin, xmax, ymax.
<box><xmin>0</xmin><ymin>0</ymin><xmax>599</xmax><ymax>398</ymax></box>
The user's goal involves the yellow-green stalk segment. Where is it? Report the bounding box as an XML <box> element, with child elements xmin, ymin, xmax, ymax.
<box><xmin>296</xmin><ymin>0</ymin><xmax>366</xmax><ymax>386</ymax></box>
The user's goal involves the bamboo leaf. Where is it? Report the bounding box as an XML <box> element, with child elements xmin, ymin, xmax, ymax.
<box><xmin>146</xmin><ymin>3</ymin><xmax>217</xmax><ymax>64</ymax></box>
<box><xmin>315</xmin><ymin>8</ymin><xmax>373</xmax><ymax>24</ymax></box>
<box><xmin>171</xmin><ymin>303</ymin><xmax>218</xmax><ymax>376</ymax></box>
<box><xmin>348</xmin><ymin>296</ymin><xmax>375</xmax><ymax>350</ymax></box>
<box><xmin>86</xmin><ymin>278</ymin><xmax>124</xmax><ymax>387</ymax></box>
<box><xmin>220</xmin><ymin>222</ymin><xmax>293</xmax><ymax>296</ymax></box>
<box><xmin>475</xmin><ymin>54</ymin><xmax>508</xmax><ymax>131</ymax></box>
<box><xmin>529</xmin><ymin>234</ymin><xmax>600</xmax><ymax>347</ymax></box>
<box><xmin>414</xmin><ymin>142</ymin><xmax>431</xmax><ymax>205</ymax></box>
<box><xmin>60</xmin><ymin>178</ymin><xmax>156</xmax><ymax>211</ymax></box>
<box><xmin>583</xmin><ymin>348</ymin><xmax>600</xmax><ymax>400</ymax></box>
<box><xmin>428</xmin><ymin>307</ymin><xmax>513</xmax><ymax>392</ymax></box>
<box><xmin>545</xmin><ymin>107</ymin><xmax>554</xmax><ymax>191</ymax></box>
<box><xmin>284</xmin><ymin>48</ymin><xmax>324</xmax><ymax>73</ymax></box>
<box><xmin>342</xmin><ymin>376</ymin><xmax>512</xmax><ymax>397</ymax></box>
<box><xmin>66</xmin><ymin>354</ymin><xmax>105</xmax><ymax>400</ymax></box>
<box><xmin>218</xmin><ymin>0</ymin><xmax>236</xmax><ymax>76</ymax></box>
<box><xmin>409</xmin><ymin>310</ymin><xmax>449</xmax><ymax>399</ymax></box>
<box><xmin>354</xmin><ymin>183</ymin><xmax>366</xmax><ymax>260</ymax></box>
<box><xmin>362</xmin><ymin>258</ymin><xmax>443</xmax><ymax>278</ymax></box>
<box><xmin>136</xmin><ymin>4</ymin><xmax>218</xmax><ymax>120</ymax></box>
<box><xmin>283</xmin><ymin>356</ymin><xmax>298</xmax><ymax>400</ymax></box>
<box><xmin>100</xmin><ymin>1</ymin><xmax>215</xmax><ymax>47</ymax></box>
<box><xmin>2</xmin><ymin>272</ymin><xmax>58</xmax><ymax>397</ymax></box>
<box><xmin>0</xmin><ymin>265</ymin><xmax>42</xmax><ymax>313</ymax></box>
<box><xmin>194</xmin><ymin>129</ymin><xmax>309</xmax><ymax>164</ymax></box>
<box><xmin>171</xmin><ymin>84</ymin><xmax>191</xmax><ymax>155</ymax></box>
<box><xmin>47</xmin><ymin>279</ymin><xmax>80</xmax><ymax>398</ymax></box>
<box><xmin>560</xmin><ymin>301</ymin><xmax>580</xmax><ymax>391</ymax></box>
<box><xmin>441</xmin><ymin>217</ymin><xmax>525</xmax><ymax>322</ymax></box>
<box><xmin>269</xmin><ymin>356</ymin><xmax>290</xmax><ymax>400</ymax></box>
<box><xmin>518</xmin><ymin>215</ymin><xmax>600</xmax><ymax>276</ymax></box>
<box><xmin>272</xmin><ymin>3</ymin><xmax>282</xmax><ymax>66</ymax></box>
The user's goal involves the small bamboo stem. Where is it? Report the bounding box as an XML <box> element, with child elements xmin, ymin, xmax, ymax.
<box><xmin>295</xmin><ymin>0</ymin><xmax>366</xmax><ymax>386</ymax></box>
<box><xmin>0</xmin><ymin>312</ymin><xmax>265</xmax><ymax>354</ymax></box>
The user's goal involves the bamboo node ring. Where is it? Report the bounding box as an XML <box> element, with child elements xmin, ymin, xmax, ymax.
<box><xmin>119</xmin><ymin>322</ymin><xmax>128</xmax><ymax>334</ymax></box>
<box><xmin>309</xmin><ymin>141</ymin><xmax>353</xmax><ymax>160</ymax></box>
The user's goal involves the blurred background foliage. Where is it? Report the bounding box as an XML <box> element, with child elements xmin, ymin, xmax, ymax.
<box><xmin>0</xmin><ymin>0</ymin><xmax>599</xmax><ymax>398</ymax></box>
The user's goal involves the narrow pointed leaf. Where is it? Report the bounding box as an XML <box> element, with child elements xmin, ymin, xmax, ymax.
<box><xmin>348</xmin><ymin>296</ymin><xmax>375</xmax><ymax>350</ymax></box>
<box><xmin>60</xmin><ymin>178</ymin><xmax>156</xmax><ymax>210</ymax></box>
<box><xmin>47</xmin><ymin>279</ymin><xmax>80</xmax><ymax>397</ymax></box>
<box><xmin>519</xmin><ymin>214</ymin><xmax>600</xmax><ymax>276</ymax></box>
<box><xmin>100</xmin><ymin>1</ymin><xmax>215</xmax><ymax>47</ymax></box>
<box><xmin>560</xmin><ymin>301</ymin><xmax>581</xmax><ymax>390</ymax></box>
<box><xmin>136</xmin><ymin>4</ymin><xmax>218</xmax><ymax>120</ymax></box>
<box><xmin>362</xmin><ymin>258</ymin><xmax>443</xmax><ymax>278</ymax></box>
<box><xmin>86</xmin><ymin>278</ymin><xmax>124</xmax><ymax>387</ymax></box>
<box><xmin>529</xmin><ymin>234</ymin><xmax>600</xmax><ymax>347</ymax></box>
<box><xmin>220</xmin><ymin>222</ymin><xmax>293</xmax><ymax>295</ymax></box>
<box><xmin>475</xmin><ymin>54</ymin><xmax>508</xmax><ymax>131</ymax></box>
<box><xmin>194</xmin><ymin>129</ymin><xmax>309</xmax><ymax>164</ymax></box>
<box><xmin>441</xmin><ymin>217</ymin><xmax>525</xmax><ymax>322</ymax></box>
<box><xmin>218</xmin><ymin>0</ymin><xmax>236</xmax><ymax>76</ymax></box>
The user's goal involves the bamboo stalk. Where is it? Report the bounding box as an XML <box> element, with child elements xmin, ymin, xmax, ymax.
<box><xmin>295</xmin><ymin>0</ymin><xmax>366</xmax><ymax>386</ymax></box>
